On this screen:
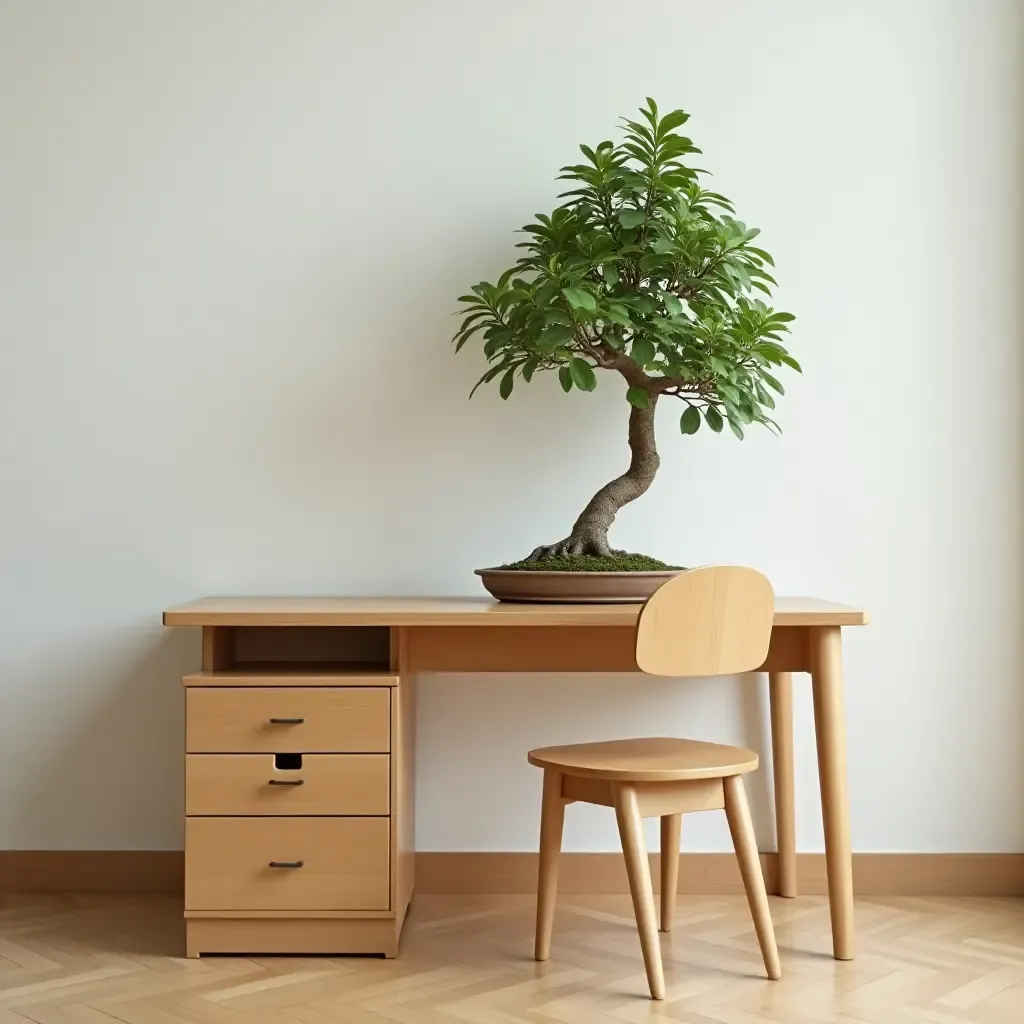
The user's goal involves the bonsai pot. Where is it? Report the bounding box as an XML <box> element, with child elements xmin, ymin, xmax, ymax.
<box><xmin>476</xmin><ymin>566</ymin><xmax>684</xmax><ymax>604</ymax></box>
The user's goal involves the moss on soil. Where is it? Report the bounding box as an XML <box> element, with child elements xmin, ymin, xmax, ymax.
<box><xmin>498</xmin><ymin>553</ymin><xmax>683</xmax><ymax>573</ymax></box>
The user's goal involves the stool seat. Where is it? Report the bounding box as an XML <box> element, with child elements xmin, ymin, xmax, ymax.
<box><xmin>528</xmin><ymin>736</ymin><xmax>758</xmax><ymax>783</ymax></box>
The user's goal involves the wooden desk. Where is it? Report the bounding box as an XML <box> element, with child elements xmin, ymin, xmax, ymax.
<box><xmin>164</xmin><ymin>596</ymin><xmax>867</xmax><ymax>960</ymax></box>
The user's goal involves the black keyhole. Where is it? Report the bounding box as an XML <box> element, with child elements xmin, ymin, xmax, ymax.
<box><xmin>275</xmin><ymin>753</ymin><xmax>302</xmax><ymax>770</ymax></box>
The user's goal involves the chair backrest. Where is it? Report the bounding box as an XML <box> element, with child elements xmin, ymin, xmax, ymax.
<box><xmin>635</xmin><ymin>565</ymin><xmax>774</xmax><ymax>677</ymax></box>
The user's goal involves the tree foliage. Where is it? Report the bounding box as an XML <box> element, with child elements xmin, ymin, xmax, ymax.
<box><xmin>452</xmin><ymin>99</ymin><xmax>799</xmax><ymax>440</ymax></box>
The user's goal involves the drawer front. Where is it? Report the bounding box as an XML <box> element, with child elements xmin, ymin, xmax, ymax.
<box><xmin>186</xmin><ymin>817</ymin><xmax>389</xmax><ymax>911</ymax></box>
<box><xmin>186</xmin><ymin>688</ymin><xmax>390</xmax><ymax>753</ymax></box>
<box><xmin>185</xmin><ymin>754</ymin><xmax>390</xmax><ymax>816</ymax></box>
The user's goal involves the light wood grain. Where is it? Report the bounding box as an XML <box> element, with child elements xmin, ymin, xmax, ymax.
<box><xmin>391</xmin><ymin>628</ymin><xmax>417</xmax><ymax>935</ymax></box>
<box><xmin>636</xmin><ymin>566</ymin><xmax>774</xmax><ymax>676</ymax></box>
<box><xmin>183</xmin><ymin>668</ymin><xmax>398</xmax><ymax>687</ymax></box>
<box><xmin>810</xmin><ymin>625</ymin><xmax>855</xmax><ymax>960</ymax></box>
<box><xmin>560</xmin><ymin>775</ymin><xmax>724</xmax><ymax>815</ymax></box>
<box><xmin>165</xmin><ymin>594</ymin><xmax>868</xmax><ymax>628</ymax></box>
<box><xmin>185</xmin><ymin>817</ymin><xmax>389</xmax><ymax>912</ymax></box>
<box><xmin>184</xmin><ymin>754</ymin><xmax>390</xmax><ymax>816</ymax></box>
<box><xmin>186</xmin><ymin>917</ymin><xmax>398</xmax><ymax>957</ymax></box>
<box><xmin>613</xmin><ymin>783</ymin><xmax>665</xmax><ymax>999</ymax></box>
<box><xmin>185</xmin><ymin>909</ymin><xmax>394</xmax><ymax>919</ymax></box>
<box><xmin>534</xmin><ymin>768</ymin><xmax>565</xmax><ymax>962</ymax></box>
<box><xmin>201</xmin><ymin>626</ymin><xmax>234</xmax><ymax>671</ymax></box>
<box><xmin>769</xmin><ymin>670</ymin><xmax>797</xmax><ymax>898</ymax></box>
<box><xmin>407</xmin><ymin>624</ymin><xmax>639</xmax><ymax>672</ymax></box>
<box><xmin>529</xmin><ymin>736</ymin><xmax>758</xmax><ymax>783</ymax></box>
<box><xmin>6</xmin><ymin>891</ymin><xmax>1023</xmax><ymax>1013</ymax></box>
<box><xmin>406</xmin><ymin>622</ymin><xmax>815</xmax><ymax>673</ymax></box>
<box><xmin>660</xmin><ymin>814</ymin><xmax>681</xmax><ymax>932</ymax></box>
<box><xmin>185</xmin><ymin>687</ymin><xmax>390</xmax><ymax>753</ymax></box>
<box><xmin>723</xmin><ymin>775</ymin><xmax>781</xmax><ymax>979</ymax></box>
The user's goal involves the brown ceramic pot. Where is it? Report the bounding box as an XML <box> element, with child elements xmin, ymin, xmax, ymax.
<box><xmin>475</xmin><ymin>567</ymin><xmax>685</xmax><ymax>604</ymax></box>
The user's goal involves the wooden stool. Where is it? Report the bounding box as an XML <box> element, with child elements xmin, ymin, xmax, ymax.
<box><xmin>527</xmin><ymin>566</ymin><xmax>781</xmax><ymax>999</ymax></box>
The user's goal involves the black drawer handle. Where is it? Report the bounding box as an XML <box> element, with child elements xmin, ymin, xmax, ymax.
<box><xmin>268</xmin><ymin>779</ymin><xmax>304</xmax><ymax>787</ymax></box>
<box><xmin>268</xmin><ymin>860</ymin><xmax>304</xmax><ymax>869</ymax></box>
<box><xmin>268</xmin><ymin>717</ymin><xmax>305</xmax><ymax>725</ymax></box>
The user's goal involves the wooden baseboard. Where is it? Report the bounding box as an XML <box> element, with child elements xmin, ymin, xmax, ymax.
<box><xmin>0</xmin><ymin>851</ymin><xmax>184</xmax><ymax>893</ymax></box>
<box><xmin>2</xmin><ymin>851</ymin><xmax>1020</xmax><ymax>897</ymax></box>
<box><xmin>416</xmin><ymin>852</ymin><xmax>1024</xmax><ymax>897</ymax></box>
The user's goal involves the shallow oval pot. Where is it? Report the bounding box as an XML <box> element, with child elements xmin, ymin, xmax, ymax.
<box><xmin>475</xmin><ymin>567</ymin><xmax>685</xmax><ymax>604</ymax></box>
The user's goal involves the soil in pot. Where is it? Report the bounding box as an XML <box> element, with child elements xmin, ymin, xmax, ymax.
<box><xmin>498</xmin><ymin>553</ymin><xmax>682</xmax><ymax>573</ymax></box>
<box><xmin>477</xmin><ymin>552</ymin><xmax>686</xmax><ymax>604</ymax></box>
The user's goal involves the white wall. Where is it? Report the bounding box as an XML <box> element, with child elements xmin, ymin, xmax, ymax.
<box><xmin>2</xmin><ymin>0</ymin><xmax>1021</xmax><ymax>854</ymax></box>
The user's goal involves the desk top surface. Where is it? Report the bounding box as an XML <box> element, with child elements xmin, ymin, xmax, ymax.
<box><xmin>164</xmin><ymin>596</ymin><xmax>868</xmax><ymax>628</ymax></box>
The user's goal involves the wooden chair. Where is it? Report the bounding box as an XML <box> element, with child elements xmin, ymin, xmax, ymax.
<box><xmin>528</xmin><ymin>565</ymin><xmax>781</xmax><ymax>999</ymax></box>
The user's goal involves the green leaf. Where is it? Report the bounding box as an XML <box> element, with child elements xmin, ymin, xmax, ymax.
<box><xmin>602</xmin><ymin>263</ymin><xmax>619</xmax><ymax>286</ymax></box>
<box><xmin>761</xmin><ymin>370</ymin><xmax>785</xmax><ymax>395</ymax></box>
<box><xmin>499</xmin><ymin>368</ymin><xmax>515</xmax><ymax>400</ymax></box>
<box><xmin>680</xmin><ymin>406</ymin><xmax>701</xmax><ymax>435</ymax></box>
<box><xmin>537</xmin><ymin>324</ymin><xmax>574</xmax><ymax>352</ymax></box>
<box><xmin>630</xmin><ymin>337</ymin><xmax>656</xmax><ymax>366</ymax></box>
<box><xmin>754</xmin><ymin>381</ymin><xmax>775</xmax><ymax>409</ymax></box>
<box><xmin>626</xmin><ymin>386</ymin><xmax>650</xmax><ymax>409</ymax></box>
<box><xmin>663</xmin><ymin>293</ymin><xmax>683</xmax><ymax>317</ymax></box>
<box><xmin>728</xmin><ymin>418</ymin><xmax>745</xmax><ymax>440</ymax></box>
<box><xmin>657</xmin><ymin>109</ymin><xmax>690</xmax><ymax>136</ymax></box>
<box><xmin>569</xmin><ymin>357</ymin><xmax>597</xmax><ymax>392</ymax></box>
<box><xmin>717</xmin><ymin>382</ymin><xmax>741</xmax><ymax>404</ymax></box>
<box><xmin>522</xmin><ymin>356</ymin><xmax>540</xmax><ymax>383</ymax></box>
<box><xmin>704</xmin><ymin>405</ymin><xmax>724</xmax><ymax>432</ymax></box>
<box><xmin>544</xmin><ymin>309</ymin><xmax>573</xmax><ymax>325</ymax></box>
<box><xmin>562</xmin><ymin>287</ymin><xmax>596</xmax><ymax>312</ymax></box>
<box><xmin>618</xmin><ymin>209</ymin><xmax>646</xmax><ymax>229</ymax></box>
<box><xmin>779</xmin><ymin>353</ymin><xmax>802</xmax><ymax>372</ymax></box>
<box><xmin>558</xmin><ymin>365</ymin><xmax>573</xmax><ymax>392</ymax></box>
<box><xmin>733</xmin><ymin>400</ymin><xmax>754</xmax><ymax>424</ymax></box>
<box><xmin>604</xmin><ymin>304</ymin><xmax>633</xmax><ymax>327</ymax></box>
<box><xmin>469</xmin><ymin>361</ymin><xmax>508</xmax><ymax>398</ymax></box>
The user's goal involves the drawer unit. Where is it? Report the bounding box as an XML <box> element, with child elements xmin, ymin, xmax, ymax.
<box><xmin>185</xmin><ymin>754</ymin><xmax>390</xmax><ymax>816</ymax></box>
<box><xmin>186</xmin><ymin>687</ymin><xmax>390</xmax><ymax>753</ymax></box>
<box><xmin>185</xmin><ymin>816</ymin><xmax>390</xmax><ymax>911</ymax></box>
<box><xmin>176</xmin><ymin>625</ymin><xmax>416</xmax><ymax>958</ymax></box>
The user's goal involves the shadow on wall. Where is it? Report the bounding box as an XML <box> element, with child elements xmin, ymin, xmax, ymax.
<box><xmin>15</xmin><ymin>627</ymin><xmax>195</xmax><ymax>850</ymax></box>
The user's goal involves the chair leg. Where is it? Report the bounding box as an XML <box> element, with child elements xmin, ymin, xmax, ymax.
<box><xmin>723</xmin><ymin>774</ymin><xmax>782</xmax><ymax>980</ymax></box>
<box><xmin>613</xmin><ymin>783</ymin><xmax>665</xmax><ymax>1000</ymax></box>
<box><xmin>659</xmin><ymin>814</ymin><xmax>681</xmax><ymax>932</ymax></box>
<box><xmin>534</xmin><ymin>768</ymin><xmax>565</xmax><ymax>961</ymax></box>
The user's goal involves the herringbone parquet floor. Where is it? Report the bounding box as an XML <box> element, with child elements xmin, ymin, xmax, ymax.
<box><xmin>0</xmin><ymin>892</ymin><xmax>1022</xmax><ymax>1023</ymax></box>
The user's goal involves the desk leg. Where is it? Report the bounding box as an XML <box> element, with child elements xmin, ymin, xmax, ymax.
<box><xmin>768</xmin><ymin>672</ymin><xmax>797</xmax><ymax>898</ymax></box>
<box><xmin>810</xmin><ymin>626</ymin><xmax>855</xmax><ymax>960</ymax></box>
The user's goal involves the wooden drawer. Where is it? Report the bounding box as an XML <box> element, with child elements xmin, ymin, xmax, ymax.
<box><xmin>186</xmin><ymin>688</ymin><xmax>389</xmax><ymax>753</ymax></box>
<box><xmin>185</xmin><ymin>754</ymin><xmax>389</xmax><ymax>815</ymax></box>
<box><xmin>185</xmin><ymin>817</ymin><xmax>389</xmax><ymax>911</ymax></box>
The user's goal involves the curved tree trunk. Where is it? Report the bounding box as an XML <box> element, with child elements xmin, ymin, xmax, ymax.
<box><xmin>528</xmin><ymin>395</ymin><xmax>660</xmax><ymax>560</ymax></box>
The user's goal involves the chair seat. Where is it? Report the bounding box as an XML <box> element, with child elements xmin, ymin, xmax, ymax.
<box><xmin>527</xmin><ymin>736</ymin><xmax>758</xmax><ymax>782</ymax></box>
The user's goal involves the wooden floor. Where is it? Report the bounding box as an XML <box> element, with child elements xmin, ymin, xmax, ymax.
<box><xmin>0</xmin><ymin>893</ymin><xmax>1022</xmax><ymax>1023</ymax></box>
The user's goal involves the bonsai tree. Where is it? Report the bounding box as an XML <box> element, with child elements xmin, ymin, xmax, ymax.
<box><xmin>453</xmin><ymin>99</ymin><xmax>799</xmax><ymax>565</ymax></box>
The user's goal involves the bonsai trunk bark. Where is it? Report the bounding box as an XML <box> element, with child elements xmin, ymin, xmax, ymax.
<box><xmin>528</xmin><ymin>395</ymin><xmax>660</xmax><ymax>561</ymax></box>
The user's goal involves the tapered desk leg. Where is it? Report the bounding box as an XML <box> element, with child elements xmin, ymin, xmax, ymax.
<box><xmin>769</xmin><ymin>671</ymin><xmax>797</xmax><ymax>897</ymax></box>
<box><xmin>810</xmin><ymin>626</ymin><xmax>855</xmax><ymax>960</ymax></box>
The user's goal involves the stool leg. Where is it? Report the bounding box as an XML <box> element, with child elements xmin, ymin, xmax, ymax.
<box><xmin>534</xmin><ymin>768</ymin><xmax>565</xmax><ymax>961</ymax></box>
<box><xmin>723</xmin><ymin>774</ymin><xmax>782</xmax><ymax>980</ymax></box>
<box><xmin>659</xmin><ymin>814</ymin><xmax>681</xmax><ymax>932</ymax></box>
<box><xmin>613</xmin><ymin>783</ymin><xmax>665</xmax><ymax>1000</ymax></box>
